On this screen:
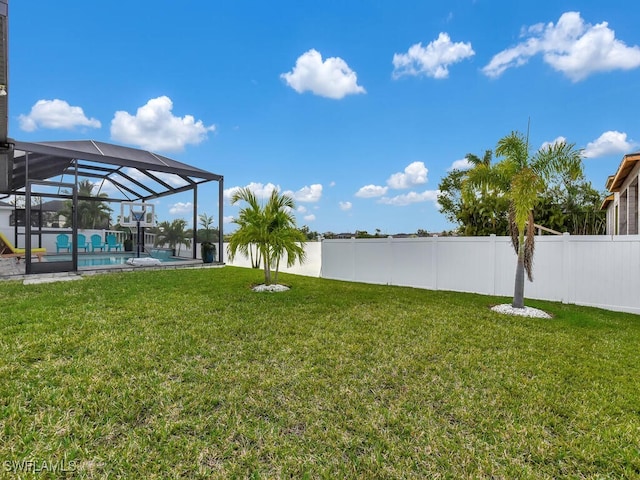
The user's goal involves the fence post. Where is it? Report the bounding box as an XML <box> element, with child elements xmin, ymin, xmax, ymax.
<box><xmin>351</xmin><ymin>236</ymin><xmax>356</xmax><ymax>281</ymax></box>
<box><xmin>387</xmin><ymin>235</ymin><xmax>393</xmax><ymax>285</ymax></box>
<box><xmin>431</xmin><ymin>234</ymin><xmax>438</xmax><ymax>291</ymax></box>
<box><xmin>561</xmin><ymin>232</ymin><xmax>571</xmax><ymax>304</ymax></box>
<box><xmin>490</xmin><ymin>234</ymin><xmax>497</xmax><ymax>295</ymax></box>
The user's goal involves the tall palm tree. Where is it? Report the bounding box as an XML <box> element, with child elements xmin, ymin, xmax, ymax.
<box><xmin>154</xmin><ymin>219</ymin><xmax>192</xmax><ymax>255</ymax></box>
<box><xmin>466</xmin><ymin>131</ymin><xmax>583</xmax><ymax>309</ymax></box>
<box><xmin>227</xmin><ymin>187</ymin><xmax>307</xmax><ymax>285</ymax></box>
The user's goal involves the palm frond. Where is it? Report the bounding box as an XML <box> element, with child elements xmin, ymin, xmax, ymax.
<box><xmin>496</xmin><ymin>131</ymin><xmax>529</xmax><ymax>169</ymax></box>
<box><xmin>508</xmin><ymin>203</ymin><xmax>519</xmax><ymax>255</ymax></box>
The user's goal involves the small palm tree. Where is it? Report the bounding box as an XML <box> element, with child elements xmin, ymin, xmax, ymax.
<box><xmin>466</xmin><ymin>131</ymin><xmax>582</xmax><ymax>309</ymax></box>
<box><xmin>227</xmin><ymin>187</ymin><xmax>307</xmax><ymax>285</ymax></box>
<box><xmin>228</xmin><ymin>188</ymin><xmax>263</xmax><ymax>269</ymax></box>
<box><xmin>154</xmin><ymin>219</ymin><xmax>192</xmax><ymax>256</ymax></box>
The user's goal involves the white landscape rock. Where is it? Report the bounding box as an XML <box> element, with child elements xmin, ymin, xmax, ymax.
<box><xmin>252</xmin><ymin>284</ymin><xmax>290</xmax><ymax>293</ymax></box>
<box><xmin>491</xmin><ymin>304</ymin><xmax>552</xmax><ymax>319</ymax></box>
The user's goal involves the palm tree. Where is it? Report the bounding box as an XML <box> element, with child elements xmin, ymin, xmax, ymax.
<box><xmin>227</xmin><ymin>187</ymin><xmax>307</xmax><ymax>285</ymax></box>
<box><xmin>263</xmin><ymin>189</ymin><xmax>307</xmax><ymax>285</ymax></box>
<box><xmin>466</xmin><ymin>131</ymin><xmax>582</xmax><ymax>309</ymax></box>
<box><xmin>458</xmin><ymin>149</ymin><xmax>511</xmax><ymax>235</ymax></box>
<box><xmin>227</xmin><ymin>188</ymin><xmax>263</xmax><ymax>269</ymax></box>
<box><xmin>154</xmin><ymin>219</ymin><xmax>192</xmax><ymax>255</ymax></box>
<box><xmin>61</xmin><ymin>180</ymin><xmax>112</xmax><ymax>229</ymax></box>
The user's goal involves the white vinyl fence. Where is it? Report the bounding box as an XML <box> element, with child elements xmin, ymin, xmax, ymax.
<box><xmin>222</xmin><ymin>242</ymin><xmax>322</xmax><ymax>277</ymax></box>
<box><xmin>321</xmin><ymin>234</ymin><xmax>640</xmax><ymax>315</ymax></box>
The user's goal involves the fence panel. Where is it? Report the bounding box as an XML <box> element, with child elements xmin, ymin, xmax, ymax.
<box><xmin>389</xmin><ymin>238</ymin><xmax>434</xmax><ymax>289</ymax></box>
<box><xmin>321</xmin><ymin>235</ymin><xmax>640</xmax><ymax>315</ymax></box>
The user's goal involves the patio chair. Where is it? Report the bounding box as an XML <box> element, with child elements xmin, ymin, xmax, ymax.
<box><xmin>0</xmin><ymin>232</ymin><xmax>46</xmax><ymax>262</ymax></box>
<box><xmin>106</xmin><ymin>234</ymin><xmax>123</xmax><ymax>251</ymax></box>
<box><xmin>76</xmin><ymin>233</ymin><xmax>89</xmax><ymax>252</ymax></box>
<box><xmin>56</xmin><ymin>234</ymin><xmax>71</xmax><ymax>253</ymax></box>
<box><xmin>90</xmin><ymin>234</ymin><xmax>105</xmax><ymax>252</ymax></box>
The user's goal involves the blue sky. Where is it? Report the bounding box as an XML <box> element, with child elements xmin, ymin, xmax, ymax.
<box><xmin>9</xmin><ymin>0</ymin><xmax>640</xmax><ymax>234</ymax></box>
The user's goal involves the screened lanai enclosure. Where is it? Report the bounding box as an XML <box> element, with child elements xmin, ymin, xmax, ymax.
<box><xmin>0</xmin><ymin>140</ymin><xmax>224</xmax><ymax>274</ymax></box>
<box><xmin>0</xmin><ymin>1</ymin><xmax>223</xmax><ymax>275</ymax></box>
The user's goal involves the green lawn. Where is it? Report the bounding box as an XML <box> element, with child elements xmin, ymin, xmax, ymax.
<box><xmin>0</xmin><ymin>267</ymin><xmax>638</xmax><ymax>479</ymax></box>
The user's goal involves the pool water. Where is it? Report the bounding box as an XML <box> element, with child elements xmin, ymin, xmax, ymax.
<box><xmin>50</xmin><ymin>253</ymin><xmax>181</xmax><ymax>267</ymax></box>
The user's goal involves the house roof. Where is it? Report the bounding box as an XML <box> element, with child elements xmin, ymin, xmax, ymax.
<box><xmin>7</xmin><ymin>139</ymin><xmax>222</xmax><ymax>201</ymax></box>
<box><xmin>600</xmin><ymin>193</ymin><xmax>614</xmax><ymax>211</ymax></box>
<box><xmin>39</xmin><ymin>199</ymin><xmax>67</xmax><ymax>212</ymax></box>
<box><xmin>607</xmin><ymin>152</ymin><xmax>640</xmax><ymax>193</ymax></box>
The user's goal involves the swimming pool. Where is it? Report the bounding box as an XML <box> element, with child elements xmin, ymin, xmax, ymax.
<box><xmin>49</xmin><ymin>253</ymin><xmax>182</xmax><ymax>267</ymax></box>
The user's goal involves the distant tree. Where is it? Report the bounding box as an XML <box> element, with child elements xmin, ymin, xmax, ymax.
<box><xmin>299</xmin><ymin>225</ymin><xmax>320</xmax><ymax>241</ymax></box>
<box><xmin>465</xmin><ymin>131</ymin><xmax>583</xmax><ymax>309</ymax></box>
<box><xmin>438</xmin><ymin>150</ymin><xmax>509</xmax><ymax>236</ymax></box>
<box><xmin>154</xmin><ymin>219</ymin><xmax>192</xmax><ymax>255</ymax></box>
<box><xmin>439</xmin><ymin>150</ymin><xmax>605</xmax><ymax>237</ymax></box>
<box><xmin>539</xmin><ymin>178</ymin><xmax>606</xmax><ymax>235</ymax></box>
<box><xmin>61</xmin><ymin>180</ymin><xmax>112</xmax><ymax>229</ymax></box>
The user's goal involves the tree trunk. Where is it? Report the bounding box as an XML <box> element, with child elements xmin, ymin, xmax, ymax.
<box><xmin>274</xmin><ymin>256</ymin><xmax>280</xmax><ymax>285</ymax></box>
<box><xmin>251</xmin><ymin>244</ymin><xmax>261</xmax><ymax>269</ymax></box>
<box><xmin>512</xmin><ymin>236</ymin><xmax>526</xmax><ymax>309</ymax></box>
<box><xmin>262</xmin><ymin>248</ymin><xmax>271</xmax><ymax>285</ymax></box>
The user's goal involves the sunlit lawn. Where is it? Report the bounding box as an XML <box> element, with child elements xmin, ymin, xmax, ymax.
<box><xmin>0</xmin><ymin>266</ymin><xmax>638</xmax><ymax>478</ymax></box>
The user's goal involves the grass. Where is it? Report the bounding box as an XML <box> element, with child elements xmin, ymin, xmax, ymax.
<box><xmin>0</xmin><ymin>266</ymin><xmax>638</xmax><ymax>479</ymax></box>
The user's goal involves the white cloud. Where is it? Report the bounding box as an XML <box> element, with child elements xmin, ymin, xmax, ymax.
<box><xmin>150</xmin><ymin>171</ymin><xmax>189</xmax><ymax>188</ymax></box>
<box><xmin>110</xmin><ymin>96</ymin><xmax>215</xmax><ymax>152</ymax></box>
<box><xmin>378</xmin><ymin>190</ymin><xmax>440</xmax><ymax>206</ymax></box>
<box><xmin>582</xmin><ymin>131</ymin><xmax>636</xmax><ymax>158</ymax></box>
<box><xmin>281</xmin><ymin>49</ymin><xmax>366</xmax><ymax>99</ymax></box>
<box><xmin>169</xmin><ymin>202</ymin><xmax>192</xmax><ymax>215</ymax></box>
<box><xmin>223</xmin><ymin>182</ymin><xmax>280</xmax><ymax>202</ymax></box>
<box><xmin>482</xmin><ymin>12</ymin><xmax>640</xmax><ymax>81</ymax></box>
<box><xmin>387</xmin><ymin>161</ymin><xmax>428</xmax><ymax>189</ymax></box>
<box><xmin>448</xmin><ymin>158</ymin><xmax>473</xmax><ymax>171</ymax></box>
<box><xmin>303</xmin><ymin>214</ymin><xmax>316</xmax><ymax>222</ymax></box>
<box><xmin>297</xmin><ymin>205</ymin><xmax>308</xmax><ymax>214</ymax></box>
<box><xmin>540</xmin><ymin>136</ymin><xmax>567</xmax><ymax>150</ymax></box>
<box><xmin>91</xmin><ymin>179</ymin><xmax>124</xmax><ymax>198</ymax></box>
<box><xmin>329</xmin><ymin>181</ymin><xmax>336</xmax><ymax>187</ymax></box>
<box><xmin>339</xmin><ymin>201</ymin><xmax>352</xmax><ymax>211</ymax></box>
<box><xmin>355</xmin><ymin>185</ymin><xmax>388</xmax><ymax>198</ymax></box>
<box><xmin>287</xmin><ymin>184</ymin><xmax>323</xmax><ymax>203</ymax></box>
<box><xmin>393</xmin><ymin>33</ymin><xmax>475</xmax><ymax>79</ymax></box>
<box><xmin>18</xmin><ymin>99</ymin><xmax>101</xmax><ymax>132</ymax></box>
<box><xmin>223</xmin><ymin>215</ymin><xmax>235</xmax><ymax>224</ymax></box>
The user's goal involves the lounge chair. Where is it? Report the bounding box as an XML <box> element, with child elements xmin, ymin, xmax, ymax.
<box><xmin>106</xmin><ymin>234</ymin><xmax>123</xmax><ymax>251</ymax></box>
<box><xmin>76</xmin><ymin>233</ymin><xmax>89</xmax><ymax>252</ymax></box>
<box><xmin>0</xmin><ymin>232</ymin><xmax>46</xmax><ymax>262</ymax></box>
<box><xmin>90</xmin><ymin>234</ymin><xmax>105</xmax><ymax>252</ymax></box>
<box><xmin>56</xmin><ymin>234</ymin><xmax>71</xmax><ymax>253</ymax></box>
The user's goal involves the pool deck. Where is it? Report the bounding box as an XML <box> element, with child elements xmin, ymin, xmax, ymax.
<box><xmin>0</xmin><ymin>256</ymin><xmax>225</xmax><ymax>282</ymax></box>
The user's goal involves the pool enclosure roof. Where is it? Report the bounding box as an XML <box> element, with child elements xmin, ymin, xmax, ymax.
<box><xmin>10</xmin><ymin>139</ymin><xmax>222</xmax><ymax>201</ymax></box>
